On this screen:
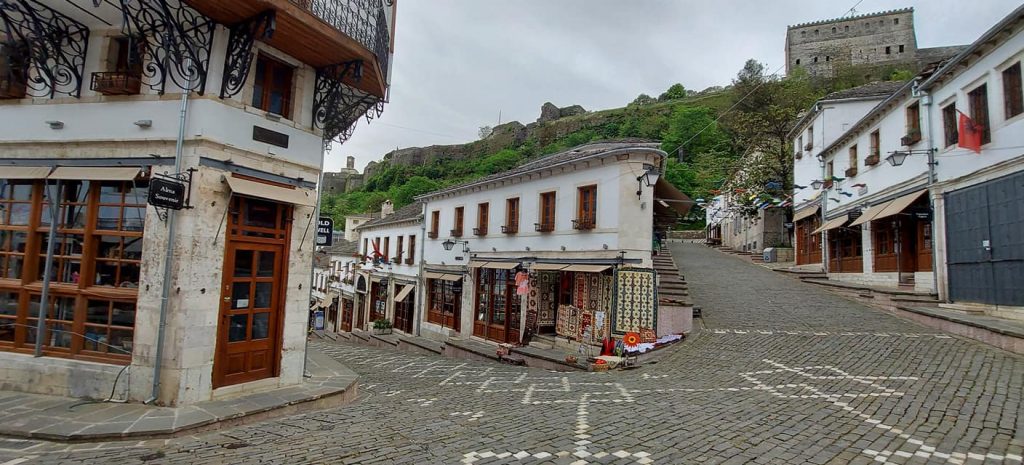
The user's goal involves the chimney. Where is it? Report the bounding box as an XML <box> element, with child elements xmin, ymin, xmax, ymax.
<box><xmin>381</xmin><ymin>200</ymin><xmax>394</xmax><ymax>217</ymax></box>
<box><xmin>346</xmin><ymin>156</ymin><xmax>355</xmax><ymax>170</ymax></box>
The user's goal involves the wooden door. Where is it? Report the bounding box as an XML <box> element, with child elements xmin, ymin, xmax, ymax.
<box><xmin>916</xmin><ymin>220</ymin><xmax>933</xmax><ymax>272</ymax></box>
<box><xmin>214</xmin><ymin>242</ymin><xmax>283</xmax><ymax>388</ymax></box>
<box><xmin>340</xmin><ymin>298</ymin><xmax>352</xmax><ymax>332</ymax></box>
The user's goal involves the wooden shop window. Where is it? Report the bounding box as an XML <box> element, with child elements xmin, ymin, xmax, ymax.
<box><xmin>252</xmin><ymin>54</ymin><xmax>294</xmax><ymax>119</ymax></box>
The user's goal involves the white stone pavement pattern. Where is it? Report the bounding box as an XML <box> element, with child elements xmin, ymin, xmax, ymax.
<box><xmin>0</xmin><ymin>243</ymin><xmax>1022</xmax><ymax>464</ymax></box>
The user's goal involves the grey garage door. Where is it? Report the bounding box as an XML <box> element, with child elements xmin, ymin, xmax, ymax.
<box><xmin>945</xmin><ymin>170</ymin><xmax>1024</xmax><ymax>306</ymax></box>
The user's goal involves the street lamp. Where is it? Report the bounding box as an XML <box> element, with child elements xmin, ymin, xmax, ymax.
<box><xmin>810</xmin><ymin>179</ymin><xmax>825</xmax><ymax>190</ymax></box>
<box><xmin>636</xmin><ymin>163</ymin><xmax>660</xmax><ymax>199</ymax></box>
<box><xmin>442</xmin><ymin>238</ymin><xmax>469</xmax><ymax>253</ymax></box>
<box><xmin>885</xmin><ymin>149</ymin><xmax>936</xmax><ymax>167</ymax></box>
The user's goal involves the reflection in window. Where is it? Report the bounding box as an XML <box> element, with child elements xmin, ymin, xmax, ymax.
<box><xmin>229</xmin><ymin>314</ymin><xmax>248</xmax><ymax>342</ymax></box>
<box><xmin>252</xmin><ymin>312</ymin><xmax>270</xmax><ymax>339</ymax></box>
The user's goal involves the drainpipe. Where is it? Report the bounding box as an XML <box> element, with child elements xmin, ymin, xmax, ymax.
<box><xmin>416</xmin><ymin>202</ymin><xmax>427</xmax><ymax>336</ymax></box>
<box><xmin>149</xmin><ymin>59</ymin><xmax>192</xmax><ymax>404</ymax></box>
<box><xmin>34</xmin><ymin>180</ymin><xmax>61</xmax><ymax>356</ymax></box>
<box><xmin>920</xmin><ymin>89</ymin><xmax>940</xmax><ymax>295</ymax></box>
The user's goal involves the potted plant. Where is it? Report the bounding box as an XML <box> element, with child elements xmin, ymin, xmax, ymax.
<box><xmin>372</xmin><ymin>318</ymin><xmax>393</xmax><ymax>335</ymax></box>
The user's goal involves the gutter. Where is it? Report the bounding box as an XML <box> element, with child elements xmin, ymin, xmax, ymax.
<box><xmin>917</xmin><ymin>4</ymin><xmax>1024</xmax><ymax>91</ymax></box>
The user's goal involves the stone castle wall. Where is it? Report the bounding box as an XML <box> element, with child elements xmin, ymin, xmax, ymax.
<box><xmin>786</xmin><ymin>8</ymin><xmax>918</xmax><ymax>76</ymax></box>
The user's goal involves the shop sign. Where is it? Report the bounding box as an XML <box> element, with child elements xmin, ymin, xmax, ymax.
<box><xmin>148</xmin><ymin>178</ymin><xmax>187</xmax><ymax>210</ymax></box>
<box><xmin>316</xmin><ymin>217</ymin><xmax>334</xmax><ymax>246</ymax></box>
<box><xmin>452</xmin><ymin>279</ymin><xmax>463</xmax><ymax>294</ymax></box>
<box><xmin>313</xmin><ymin>309</ymin><xmax>325</xmax><ymax>331</ymax></box>
<box><xmin>914</xmin><ymin>211</ymin><xmax>932</xmax><ymax>220</ymax></box>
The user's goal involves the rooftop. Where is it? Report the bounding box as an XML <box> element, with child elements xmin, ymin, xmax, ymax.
<box><xmin>417</xmin><ymin>139</ymin><xmax>664</xmax><ymax>200</ymax></box>
<box><xmin>357</xmin><ymin>203</ymin><xmax>423</xmax><ymax>230</ymax></box>
<box><xmin>823</xmin><ymin>81</ymin><xmax>908</xmax><ymax>101</ymax></box>
<box><xmin>788</xmin><ymin>7</ymin><xmax>913</xmax><ymax>30</ymax></box>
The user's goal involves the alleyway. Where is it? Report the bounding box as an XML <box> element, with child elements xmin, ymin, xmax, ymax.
<box><xmin>1</xmin><ymin>243</ymin><xmax>1022</xmax><ymax>464</ymax></box>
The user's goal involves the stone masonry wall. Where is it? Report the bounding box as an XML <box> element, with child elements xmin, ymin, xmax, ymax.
<box><xmin>786</xmin><ymin>8</ymin><xmax>918</xmax><ymax>76</ymax></box>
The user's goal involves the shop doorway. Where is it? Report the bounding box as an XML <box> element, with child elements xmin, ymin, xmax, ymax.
<box><xmin>214</xmin><ymin>197</ymin><xmax>290</xmax><ymax>388</ymax></box>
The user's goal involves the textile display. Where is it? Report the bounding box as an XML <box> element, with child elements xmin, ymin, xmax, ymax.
<box><xmin>529</xmin><ymin>272</ymin><xmax>558</xmax><ymax>326</ymax></box>
<box><xmin>515</xmin><ymin>271</ymin><xmax>529</xmax><ymax>296</ymax></box>
<box><xmin>574</xmin><ymin>274</ymin><xmax>589</xmax><ymax>309</ymax></box>
<box><xmin>612</xmin><ymin>268</ymin><xmax>658</xmax><ymax>335</ymax></box>
<box><xmin>555</xmin><ymin>305</ymin><xmax>580</xmax><ymax>339</ymax></box>
<box><xmin>578</xmin><ymin>310</ymin><xmax>593</xmax><ymax>341</ymax></box>
<box><xmin>639</xmin><ymin>328</ymin><xmax>657</xmax><ymax>343</ymax></box>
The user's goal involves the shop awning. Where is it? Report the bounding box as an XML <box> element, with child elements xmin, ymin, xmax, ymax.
<box><xmin>563</xmin><ymin>264</ymin><xmax>611</xmax><ymax>273</ymax></box>
<box><xmin>654</xmin><ymin>178</ymin><xmax>693</xmax><ymax>216</ymax></box>
<box><xmin>468</xmin><ymin>261</ymin><xmax>489</xmax><ymax>268</ymax></box>
<box><xmin>224</xmin><ymin>175</ymin><xmax>316</xmax><ymax>207</ymax></box>
<box><xmin>425</xmin><ymin>271</ymin><xmax>463</xmax><ymax>281</ymax></box>
<box><xmin>483</xmin><ymin>262</ymin><xmax>518</xmax><ymax>270</ymax></box>
<box><xmin>394</xmin><ymin>284</ymin><xmax>415</xmax><ymax>302</ymax></box>
<box><xmin>793</xmin><ymin>206</ymin><xmax>820</xmax><ymax>222</ymax></box>
<box><xmin>849</xmin><ymin>200</ymin><xmax>894</xmax><ymax>227</ymax></box>
<box><xmin>812</xmin><ymin>216</ymin><xmax>849</xmax><ymax>234</ymax></box>
<box><xmin>49</xmin><ymin>166</ymin><xmax>141</xmax><ymax>181</ymax></box>
<box><xmin>874</xmin><ymin>189</ymin><xmax>927</xmax><ymax>221</ymax></box>
<box><xmin>3</xmin><ymin>166</ymin><xmax>52</xmax><ymax>179</ymax></box>
<box><xmin>531</xmin><ymin>263</ymin><xmax>568</xmax><ymax>271</ymax></box>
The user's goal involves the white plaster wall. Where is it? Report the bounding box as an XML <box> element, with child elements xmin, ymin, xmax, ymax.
<box><xmin>421</xmin><ymin>157</ymin><xmax>657</xmax><ymax>267</ymax></box>
<box><xmin>358</xmin><ymin>221</ymin><xmax>424</xmax><ymax>277</ymax></box>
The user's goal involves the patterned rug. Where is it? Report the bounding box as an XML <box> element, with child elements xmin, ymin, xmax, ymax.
<box><xmin>529</xmin><ymin>272</ymin><xmax>558</xmax><ymax>327</ymax></box>
<box><xmin>612</xmin><ymin>268</ymin><xmax>657</xmax><ymax>335</ymax></box>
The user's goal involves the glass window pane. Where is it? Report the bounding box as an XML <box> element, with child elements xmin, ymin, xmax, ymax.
<box><xmin>228</xmin><ymin>314</ymin><xmax>248</xmax><ymax>342</ymax></box>
<box><xmin>122</xmin><ymin>237</ymin><xmax>143</xmax><ymax>260</ymax></box>
<box><xmin>83</xmin><ymin>325</ymin><xmax>107</xmax><ymax>351</ymax></box>
<box><xmin>96</xmin><ymin>205</ymin><xmax>120</xmax><ymax>230</ymax></box>
<box><xmin>231</xmin><ymin>283</ymin><xmax>250</xmax><ymax>309</ymax></box>
<box><xmin>0</xmin><ymin>292</ymin><xmax>16</xmax><ymax>316</ymax></box>
<box><xmin>111</xmin><ymin>301</ymin><xmax>135</xmax><ymax>327</ymax></box>
<box><xmin>8</xmin><ymin>203</ymin><xmax>31</xmax><ymax>226</ymax></box>
<box><xmin>108</xmin><ymin>328</ymin><xmax>133</xmax><ymax>354</ymax></box>
<box><xmin>86</xmin><ymin>300</ymin><xmax>110</xmax><ymax>324</ymax></box>
<box><xmin>98</xmin><ymin>182</ymin><xmax>124</xmax><ymax>204</ymax></box>
<box><xmin>256</xmin><ymin>251</ymin><xmax>275</xmax><ymax>277</ymax></box>
<box><xmin>121</xmin><ymin>206</ymin><xmax>145</xmax><ymax>232</ymax></box>
<box><xmin>252</xmin><ymin>312</ymin><xmax>269</xmax><ymax>339</ymax></box>
<box><xmin>244</xmin><ymin>199</ymin><xmax>277</xmax><ymax>229</ymax></box>
<box><xmin>254</xmin><ymin>282</ymin><xmax>272</xmax><ymax>308</ymax></box>
<box><xmin>234</xmin><ymin>250</ymin><xmax>253</xmax><ymax>277</ymax></box>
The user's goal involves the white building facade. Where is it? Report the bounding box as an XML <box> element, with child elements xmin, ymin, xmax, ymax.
<box><xmin>416</xmin><ymin>142</ymin><xmax>692</xmax><ymax>346</ymax></box>
<box><xmin>0</xmin><ymin>0</ymin><xmax>395</xmax><ymax>405</ymax></box>
<box><xmin>795</xmin><ymin>5</ymin><xmax>1024</xmax><ymax>318</ymax></box>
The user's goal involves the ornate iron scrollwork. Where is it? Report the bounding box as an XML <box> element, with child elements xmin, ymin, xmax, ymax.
<box><xmin>314</xmin><ymin>60</ymin><xmax>384</xmax><ymax>150</ymax></box>
<box><xmin>119</xmin><ymin>0</ymin><xmax>215</xmax><ymax>95</ymax></box>
<box><xmin>289</xmin><ymin>0</ymin><xmax>391</xmax><ymax>88</ymax></box>
<box><xmin>0</xmin><ymin>0</ymin><xmax>89</xmax><ymax>98</ymax></box>
<box><xmin>219</xmin><ymin>10</ymin><xmax>275</xmax><ymax>99</ymax></box>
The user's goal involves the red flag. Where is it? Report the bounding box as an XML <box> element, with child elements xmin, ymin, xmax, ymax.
<box><xmin>958</xmin><ymin>111</ymin><xmax>983</xmax><ymax>154</ymax></box>
<box><xmin>370</xmin><ymin>239</ymin><xmax>382</xmax><ymax>259</ymax></box>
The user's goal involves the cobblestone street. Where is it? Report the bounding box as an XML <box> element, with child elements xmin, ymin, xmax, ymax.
<box><xmin>1</xmin><ymin>243</ymin><xmax>1022</xmax><ymax>464</ymax></box>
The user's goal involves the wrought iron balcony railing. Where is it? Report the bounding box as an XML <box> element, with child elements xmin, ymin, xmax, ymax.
<box><xmin>289</xmin><ymin>0</ymin><xmax>391</xmax><ymax>78</ymax></box>
<box><xmin>91</xmin><ymin>72</ymin><xmax>142</xmax><ymax>96</ymax></box>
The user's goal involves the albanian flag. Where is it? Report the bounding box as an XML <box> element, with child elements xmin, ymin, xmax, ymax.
<box><xmin>958</xmin><ymin>111</ymin><xmax>984</xmax><ymax>154</ymax></box>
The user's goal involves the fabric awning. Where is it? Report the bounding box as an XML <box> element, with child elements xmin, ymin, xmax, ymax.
<box><xmin>812</xmin><ymin>216</ymin><xmax>849</xmax><ymax>234</ymax></box>
<box><xmin>439</xmin><ymin>273</ymin><xmax>462</xmax><ymax>281</ymax></box>
<box><xmin>424</xmin><ymin>271</ymin><xmax>446</xmax><ymax>279</ymax></box>
<box><xmin>849</xmin><ymin>200</ymin><xmax>894</xmax><ymax>227</ymax></box>
<box><xmin>793</xmin><ymin>206</ymin><xmax>820</xmax><ymax>222</ymax></box>
<box><xmin>3</xmin><ymin>166</ymin><xmax>52</xmax><ymax>179</ymax></box>
<box><xmin>393</xmin><ymin>284</ymin><xmax>415</xmax><ymax>302</ymax></box>
<box><xmin>468</xmin><ymin>261</ymin><xmax>489</xmax><ymax>268</ymax></box>
<box><xmin>874</xmin><ymin>189</ymin><xmax>927</xmax><ymax>221</ymax></box>
<box><xmin>654</xmin><ymin>178</ymin><xmax>693</xmax><ymax>216</ymax></box>
<box><xmin>563</xmin><ymin>264</ymin><xmax>611</xmax><ymax>273</ymax></box>
<box><xmin>425</xmin><ymin>271</ymin><xmax>463</xmax><ymax>281</ymax></box>
<box><xmin>483</xmin><ymin>262</ymin><xmax>518</xmax><ymax>270</ymax></box>
<box><xmin>531</xmin><ymin>263</ymin><xmax>568</xmax><ymax>271</ymax></box>
<box><xmin>224</xmin><ymin>175</ymin><xmax>316</xmax><ymax>207</ymax></box>
<box><xmin>49</xmin><ymin>166</ymin><xmax>140</xmax><ymax>181</ymax></box>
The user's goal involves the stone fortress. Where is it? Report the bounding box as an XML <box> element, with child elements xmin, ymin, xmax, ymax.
<box><xmin>786</xmin><ymin>8</ymin><xmax>966</xmax><ymax>77</ymax></box>
<box><xmin>322</xmin><ymin>155</ymin><xmax>366</xmax><ymax>194</ymax></box>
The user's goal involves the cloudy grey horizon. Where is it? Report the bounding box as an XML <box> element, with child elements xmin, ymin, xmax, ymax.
<box><xmin>326</xmin><ymin>0</ymin><xmax>1021</xmax><ymax>174</ymax></box>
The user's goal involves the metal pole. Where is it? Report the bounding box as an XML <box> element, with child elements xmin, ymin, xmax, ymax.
<box><xmin>34</xmin><ymin>180</ymin><xmax>61</xmax><ymax>356</ymax></box>
<box><xmin>149</xmin><ymin>59</ymin><xmax>192</xmax><ymax>404</ymax></box>
<box><xmin>303</xmin><ymin>142</ymin><xmax>328</xmax><ymax>377</ymax></box>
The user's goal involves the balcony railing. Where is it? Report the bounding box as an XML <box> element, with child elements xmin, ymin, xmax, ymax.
<box><xmin>501</xmin><ymin>225</ymin><xmax>518</xmax><ymax>234</ymax></box>
<box><xmin>473</xmin><ymin>227</ymin><xmax>487</xmax><ymax>236</ymax></box>
<box><xmin>427</xmin><ymin>231</ymin><xmax>438</xmax><ymax>239</ymax></box>
<box><xmin>451</xmin><ymin>228</ymin><xmax>462</xmax><ymax>238</ymax></box>
<box><xmin>91</xmin><ymin>72</ymin><xmax>142</xmax><ymax>96</ymax></box>
<box><xmin>535</xmin><ymin>222</ymin><xmax>554</xmax><ymax>233</ymax></box>
<box><xmin>289</xmin><ymin>0</ymin><xmax>390</xmax><ymax>77</ymax></box>
<box><xmin>572</xmin><ymin>218</ymin><xmax>596</xmax><ymax>230</ymax></box>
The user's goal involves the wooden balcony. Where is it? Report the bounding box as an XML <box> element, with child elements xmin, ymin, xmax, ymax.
<box><xmin>91</xmin><ymin>72</ymin><xmax>142</xmax><ymax>96</ymax></box>
<box><xmin>183</xmin><ymin>0</ymin><xmax>388</xmax><ymax>98</ymax></box>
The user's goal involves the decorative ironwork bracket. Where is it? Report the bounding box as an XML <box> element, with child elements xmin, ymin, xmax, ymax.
<box><xmin>119</xmin><ymin>0</ymin><xmax>215</xmax><ymax>95</ymax></box>
<box><xmin>151</xmin><ymin>168</ymin><xmax>196</xmax><ymax>222</ymax></box>
<box><xmin>0</xmin><ymin>0</ymin><xmax>89</xmax><ymax>98</ymax></box>
<box><xmin>314</xmin><ymin>60</ymin><xmax>385</xmax><ymax>150</ymax></box>
<box><xmin>219</xmin><ymin>10</ymin><xmax>275</xmax><ymax>99</ymax></box>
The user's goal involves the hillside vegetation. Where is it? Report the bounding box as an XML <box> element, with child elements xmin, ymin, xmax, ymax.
<box><xmin>321</xmin><ymin>62</ymin><xmax>912</xmax><ymax>230</ymax></box>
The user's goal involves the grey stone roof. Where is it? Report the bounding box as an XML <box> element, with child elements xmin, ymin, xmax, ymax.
<box><xmin>356</xmin><ymin>202</ymin><xmax>422</xmax><ymax>230</ymax></box>
<box><xmin>915</xmin><ymin>45</ymin><xmax>969</xmax><ymax>66</ymax></box>
<box><xmin>321</xmin><ymin>238</ymin><xmax>358</xmax><ymax>256</ymax></box>
<box><xmin>417</xmin><ymin>139</ymin><xmax>664</xmax><ymax>200</ymax></box>
<box><xmin>823</xmin><ymin>81</ymin><xmax>907</xmax><ymax>101</ymax></box>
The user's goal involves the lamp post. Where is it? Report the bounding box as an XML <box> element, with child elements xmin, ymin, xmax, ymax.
<box><xmin>636</xmin><ymin>163</ymin><xmax>660</xmax><ymax>199</ymax></box>
<box><xmin>884</xmin><ymin>149</ymin><xmax>936</xmax><ymax>167</ymax></box>
<box><xmin>442</xmin><ymin>238</ymin><xmax>469</xmax><ymax>253</ymax></box>
<box><xmin>810</xmin><ymin>179</ymin><xmax>825</xmax><ymax>190</ymax></box>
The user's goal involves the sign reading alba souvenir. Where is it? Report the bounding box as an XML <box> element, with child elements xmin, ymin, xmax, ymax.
<box><xmin>316</xmin><ymin>217</ymin><xmax>334</xmax><ymax>246</ymax></box>
<box><xmin>148</xmin><ymin>178</ymin><xmax>187</xmax><ymax>210</ymax></box>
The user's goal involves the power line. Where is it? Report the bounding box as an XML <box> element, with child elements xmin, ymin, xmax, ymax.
<box><xmin>372</xmin><ymin>121</ymin><xmax>466</xmax><ymax>140</ymax></box>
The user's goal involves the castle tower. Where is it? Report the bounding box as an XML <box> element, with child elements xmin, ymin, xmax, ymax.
<box><xmin>347</xmin><ymin>155</ymin><xmax>355</xmax><ymax>170</ymax></box>
<box><xmin>786</xmin><ymin>8</ymin><xmax>917</xmax><ymax>77</ymax></box>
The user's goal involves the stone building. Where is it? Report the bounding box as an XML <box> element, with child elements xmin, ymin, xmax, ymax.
<box><xmin>0</xmin><ymin>0</ymin><xmax>395</xmax><ymax>405</ymax></box>
<box><xmin>322</xmin><ymin>156</ymin><xmax>365</xmax><ymax>195</ymax></box>
<box><xmin>786</xmin><ymin>8</ymin><xmax>919</xmax><ymax>76</ymax></box>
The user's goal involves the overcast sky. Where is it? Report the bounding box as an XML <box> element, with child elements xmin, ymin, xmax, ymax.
<box><xmin>326</xmin><ymin>0</ymin><xmax>1021</xmax><ymax>173</ymax></box>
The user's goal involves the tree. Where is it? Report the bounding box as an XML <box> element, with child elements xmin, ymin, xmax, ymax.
<box><xmin>478</xmin><ymin>126</ymin><xmax>493</xmax><ymax>139</ymax></box>
<box><xmin>658</xmin><ymin>83</ymin><xmax>687</xmax><ymax>102</ymax></box>
<box><xmin>629</xmin><ymin>93</ymin><xmax>656</xmax><ymax>107</ymax></box>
